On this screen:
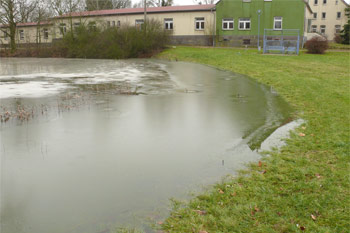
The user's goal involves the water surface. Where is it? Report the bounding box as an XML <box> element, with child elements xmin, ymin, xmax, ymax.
<box><xmin>0</xmin><ymin>58</ymin><xmax>291</xmax><ymax>233</ymax></box>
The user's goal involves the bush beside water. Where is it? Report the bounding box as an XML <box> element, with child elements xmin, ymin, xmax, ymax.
<box><xmin>0</xmin><ymin>20</ymin><xmax>170</xmax><ymax>59</ymax></box>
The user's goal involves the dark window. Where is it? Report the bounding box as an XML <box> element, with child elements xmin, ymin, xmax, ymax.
<box><xmin>337</xmin><ymin>12</ymin><xmax>341</xmax><ymax>19</ymax></box>
<box><xmin>322</xmin><ymin>12</ymin><xmax>326</xmax><ymax>19</ymax></box>
<box><xmin>313</xmin><ymin>13</ymin><xmax>317</xmax><ymax>18</ymax></box>
<box><xmin>243</xmin><ymin>39</ymin><xmax>250</xmax><ymax>45</ymax></box>
<box><xmin>323</xmin><ymin>0</ymin><xmax>327</xmax><ymax>4</ymax></box>
<box><xmin>314</xmin><ymin>0</ymin><xmax>318</xmax><ymax>4</ymax></box>
<box><xmin>43</xmin><ymin>28</ymin><xmax>49</xmax><ymax>39</ymax></box>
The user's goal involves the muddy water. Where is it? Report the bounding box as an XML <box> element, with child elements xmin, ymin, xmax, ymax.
<box><xmin>0</xmin><ymin>58</ymin><xmax>291</xmax><ymax>233</ymax></box>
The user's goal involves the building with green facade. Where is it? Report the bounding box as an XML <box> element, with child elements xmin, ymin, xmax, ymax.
<box><xmin>215</xmin><ymin>0</ymin><xmax>313</xmax><ymax>47</ymax></box>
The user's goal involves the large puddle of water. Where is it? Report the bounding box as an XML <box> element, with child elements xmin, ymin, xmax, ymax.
<box><xmin>0</xmin><ymin>58</ymin><xmax>292</xmax><ymax>233</ymax></box>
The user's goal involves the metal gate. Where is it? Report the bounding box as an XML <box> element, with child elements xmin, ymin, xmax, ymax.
<box><xmin>263</xmin><ymin>29</ymin><xmax>300</xmax><ymax>55</ymax></box>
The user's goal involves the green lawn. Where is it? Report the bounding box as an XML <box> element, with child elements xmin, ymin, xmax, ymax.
<box><xmin>157</xmin><ymin>47</ymin><xmax>350</xmax><ymax>233</ymax></box>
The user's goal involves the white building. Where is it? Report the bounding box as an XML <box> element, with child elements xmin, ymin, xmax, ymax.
<box><xmin>309</xmin><ymin>0</ymin><xmax>349</xmax><ymax>40</ymax></box>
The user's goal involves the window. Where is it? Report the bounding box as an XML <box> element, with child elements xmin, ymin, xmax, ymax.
<box><xmin>19</xmin><ymin>30</ymin><xmax>24</xmax><ymax>40</ymax></box>
<box><xmin>314</xmin><ymin>0</ymin><xmax>318</xmax><ymax>4</ymax></box>
<box><xmin>320</xmin><ymin>25</ymin><xmax>326</xmax><ymax>34</ymax></box>
<box><xmin>135</xmin><ymin>19</ymin><xmax>144</xmax><ymax>30</ymax></box>
<box><xmin>164</xmin><ymin>18</ymin><xmax>173</xmax><ymax>30</ymax></box>
<box><xmin>323</xmin><ymin>0</ymin><xmax>327</xmax><ymax>4</ymax></box>
<box><xmin>3</xmin><ymin>30</ymin><xmax>8</xmax><ymax>40</ymax></box>
<box><xmin>335</xmin><ymin>25</ymin><xmax>341</xmax><ymax>33</ymax></box>
<box><xmin>222</xmin><ymin>18</ymin><xmax>234</xmax><ymax>30</ymax></box>
<box><xmin>243</xmin><ymin>39</ymin><xmax>250</xmax><ymax>45</ymax></box>
<box><xmin>337</xmin><ymin>12</ymin><xmax>341</xmax><ymax>19</ymax></box>
<box><xmin>195</xmin><ymin>17</ymin><xmax>205</xmax><ymax>30</ymax></box>
<box><xmin>239</xmin><ymin>18</ymin><xmax>251</xmax><ymax>30</ymax></box>
<box><xmin>73</xmin><ymin>22</ymin><xmax>80</xmax><ymax>31</ymax></box>
<box><xmin>322</xmin><ymin>12</ymin><xmax>326</xmax><ymax>19</ymax></box>
<box><xmin>336</xmin><ymin>0</ymin><xmax>338</xmax><ymax>4</ymax></box>
<box><xmin>311</xmin><ymin>25</ymin><xmax>317</xmax><ymax>33</ymax></box>
<box><xmin>43</xmin><ymin>28</ymin><xmax>49</xmax><ymax>39</ymax></box>
<box><xmin>59</xmin><ymin>23</ymin><xmax>66</xmax><ymax>35</ymax></box>
<box><xmin>112</xmin><ymin>21</ymin><xmax>115</xmax><ymax>27</ymax></box>
<box><xmin>313</xmin><ymin>13</ymin><xmax>317</xmax><ymax>19</ymax></box>
<box><xmin>88</xmin><ymin>21</ymin><xmax>96</xmax><ymax>31</ymax></box>
<box><xmin>107</xmin><ymin>21</ymin><xmax>111</xmax><ymax>27</ymax></box>
<box><xmin>274</xmin><ymin>17</ymin><xmax>282</xmax><ymax>30</ymax></box>
<box><xmin>117</xmin><ymin>21</ymin><xmax>121</xmax><ymax>27</ymax></box>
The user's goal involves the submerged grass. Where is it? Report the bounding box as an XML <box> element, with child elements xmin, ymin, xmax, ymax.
<box><xmin>157</xmin><ymin>47</ymin><xmax>350</xmax><ymax>232</ymax></box>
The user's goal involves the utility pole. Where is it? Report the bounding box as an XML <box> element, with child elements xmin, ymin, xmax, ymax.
<box><xmin>257</xmin><ymin>9</ymin><xmax>262</xmax><ymax>51</ymax></box>
<box><xmin>144</xmin><ymin>0</ymin><xmax>147</xmax><ymax>23</ymax></box>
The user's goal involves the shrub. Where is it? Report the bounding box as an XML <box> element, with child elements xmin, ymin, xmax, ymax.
<box><xmin>305</xmin><ymin>36</ymin><xmax>329</xmax><ymax>54</ymax></box>
<box><xmin>334</xmin><ymin>33</ymin><xmax>342</xmax><ymax>44</ymax></box>
<box><xmin>55</xmin><ymin>19</ymin><xmax>170</xmax><ymax>59</ymax></box>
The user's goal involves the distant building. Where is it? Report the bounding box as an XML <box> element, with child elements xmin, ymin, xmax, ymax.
<box><xmin>0</xmin><ymin>5</ymin><xmax>216</xmax><ymax>47</ymax></box>
<box><xmin>215</xmin><ymin>0</ymin><xmax>314</xmax><ymax>47</ymax></box>
<box><xmin>308</xmin><ymin>0</ymin><xmax>349</xmax><ymax>40</ymax></box>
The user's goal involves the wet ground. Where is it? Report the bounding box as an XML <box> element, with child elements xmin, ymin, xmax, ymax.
<box><xmin>0</xmin><ymin>58</ymin><xmax>292</xmax><ymax>233</ymax></box>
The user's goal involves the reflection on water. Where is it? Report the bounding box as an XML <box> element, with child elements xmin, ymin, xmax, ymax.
<box><xmin>0</xmin><ymin>58</ymin><xmax>292</xmax><ymax>233</ymax></box>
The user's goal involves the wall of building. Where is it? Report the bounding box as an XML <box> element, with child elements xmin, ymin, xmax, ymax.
<box><xmin>215</xmin><ymin>0</ymin><xmax>307</xmax><ymax>46</ymax></box>
<box><xmin>0</xmin><ymin>25</ymin><xmax>53</xmax><ymax>46</ymax></box>
<box><xmin>309</xmin><ymin>0</ymin><xmax>348</xmax><ymax>40</ymax></box>
<box><xmin>51</xmin><ymin>11</ymin><xmax>216</xmax><ymax>45</ymax></box>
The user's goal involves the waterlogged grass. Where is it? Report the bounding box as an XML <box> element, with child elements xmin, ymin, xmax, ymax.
<box><xmin>157</xmin><ymin>47</ymin><xmax>350</xmax><ymax>232</ymax></box>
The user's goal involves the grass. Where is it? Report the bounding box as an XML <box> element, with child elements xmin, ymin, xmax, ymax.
<box><xmin>156</xmin><ymin>47</ymin><xmax>350</xmax><ymax>233</ymax></box>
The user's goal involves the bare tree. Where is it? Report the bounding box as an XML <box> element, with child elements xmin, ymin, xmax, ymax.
<box><xmin>193</xmin><ymin>0</ymin><xmax>217</xmax><ymax>4</ymax></box>
<box><xmin>49</xmin><ymin>0</ymin><xmax>84</xmax><ymax>16</ymax></box>
<box><xmin>133</xmin><ymin>0</ymin><xmax>172</xmax><ymax>7</ymax></box>
<box><xmin>32</xmin><ymin>0</ymin><xmax>51</xmax><ymax>44</ymax></box>
<box><xmin>111</xmin><ymin>0</ymin><xmax>131</xmax><ymax>8</ymax></box>
<box><xmin>86</xmin><ymin>0</ymin><xmax>112</xmax><ymax>11</ymax></box>
<box><xmin>18</xmin><ymin>0</ymin><xmax>36</xmax><ymax>22</ymax></box>
<box><xmin>0</xmin><ymin>0</ymin><xmax>38</xmax><ymax>51</ymax></box>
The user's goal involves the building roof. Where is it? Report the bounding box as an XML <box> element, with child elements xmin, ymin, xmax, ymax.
<box><xmin>57</xmin><ymin>4</ymin><xmax>216</xmax><ymax>19</ymax></box>
<box><xmin>0</xmin><ymin>21</ymin><xmax>52</xmax><ymax>28</ymax></box>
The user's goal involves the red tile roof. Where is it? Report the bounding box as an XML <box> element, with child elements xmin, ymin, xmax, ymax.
<box><xmin>58</xmin><ymin>4</ymin><xmax>215</xmax><ymax>18</ymax></box>
<box><xmin>0</xmin><ymin>21</ymin><xmax>52</xmax><ymax>28</ymax></box>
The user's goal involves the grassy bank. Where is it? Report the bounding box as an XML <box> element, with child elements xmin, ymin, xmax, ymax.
<box><xmin>157</xmin><ymin>47</ymin><xmax>349</xmax><ymax>232</ymax></box>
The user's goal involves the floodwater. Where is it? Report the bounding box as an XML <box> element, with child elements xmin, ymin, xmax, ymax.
<box><xmin>0</xmin><ymin>58</ymin><xmax>291</xmax><ymax>233</ymax></box>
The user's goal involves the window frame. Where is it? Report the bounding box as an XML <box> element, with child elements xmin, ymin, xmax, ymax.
<box><xmin>164</xmin><ymin>18</ymin><xmax>174</xmax><ymax>30</ymax></box>
<box><xmin>335</xmin><ymin>25</ymin><xmax>341</xmax><ymax>33</ymax></box>
<box><xmin>222</xmin><ymin>18</ymin><xmax>234</xmax><ymax>30</ymax></box>
<box><xmin>238</xmin><ymin>18</ymin><xmax>251</xmax><ymax>30</ymax></box>
<box><xmin>43</xmin><ymin>28</ymin><xmax>49</xmax><ymax>39</ymax></box>
<box><xmin>337</xmin><ymin>12</ymin><xmax>341</xmax><ymax>19</ymax></box>
<box><xmin>320</xmin><ymin>25</ymin><xmax>326</xmax><ymax>34</ymax></box>
<box><xmin>273</xmin><ymin>16</ymin><xmax>283</xmax><ymax>30</ymax></box>
<box><xmin>195</xmin><ymin>17</ymin><xmax>205</xmax><ymax>31</ymax></box>
<box><xmin>322</xmin><ymin>12</ymin><xmax>326</xmax><ymax>19</ymax></box>
<box><xmin>59</xmin><ymin>23</ymin><xmax>66</xmax><ymax>35</ymax></box>
<box><xmin>19</xmin><ymin>30</ymin><xmax>24</xmax><ymax>40</ymax></box>
<box><xmin>311</xmin><ymin>25</ymin><xmax>317</xmax><ymax>33</ymax></box>
<box><xmin>135</xmin><ymin>19</ymin><xmax>144</xmax><ymax>30</ymax></box>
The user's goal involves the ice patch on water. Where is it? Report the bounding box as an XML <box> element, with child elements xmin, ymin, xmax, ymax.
<box><xmin>0</xmin><ymin>59</ymin><xmax>176</xmax><ymax>99</ymax></box>
<box><xmin>0</xmin><ymin>81</ymin><xmax>69</xmax><ymax>99</ymax></box>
